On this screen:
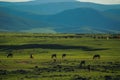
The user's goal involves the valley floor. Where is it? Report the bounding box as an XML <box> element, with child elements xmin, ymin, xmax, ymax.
<box><xmin>0</xmin><ymin>33</ymin><xmax>120</xmax><ymax>80</ymax></box>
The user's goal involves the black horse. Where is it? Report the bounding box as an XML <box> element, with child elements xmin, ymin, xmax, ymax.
<box><xmin>51</xmin><ymin>54</ymin><xmax>57</xmax><ymax>59</ymax></box>
<box><xmin>62</xmin><ymin>54</ymin><xmax>66</xmax><ymax>59</ymax></box>
<box><xmin>93</xmin><ymin>54</ymin><xmax>100</xmax><ymax>59</ymax></box>
<box><xmin>79</xmin><ymin>60</ymin><xmax>86</xmax><ymax>67</ymax></box>
<box><xmin>7</xmin><ymin>53</ymin><xmax>13</xmax><ymax>58</ymax></box>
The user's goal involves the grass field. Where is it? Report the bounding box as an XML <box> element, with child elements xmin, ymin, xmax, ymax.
<box><xmin>0</xmin><ymin>33</ymin><xmax>120</xmax><ymax>80</ymax></box>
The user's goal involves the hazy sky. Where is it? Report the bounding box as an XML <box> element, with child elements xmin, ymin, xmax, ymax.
<box><xmin>0</xmin><ymin>0</ymin><xmax>33</xmax><ymax>2</ymax></box>
<box><xmin>0</xmin><ymin>0</ymin><xmax>120</xmax><ymax>4</ymax></box>
<box><xmin>77</xmin><ymin>0</ymin><xmax>120</xmax><ymax>4</ymax></box>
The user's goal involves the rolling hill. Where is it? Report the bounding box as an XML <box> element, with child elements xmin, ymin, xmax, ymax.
<box><xmin>0</xmin><ymin>1</ymin><xmax>120</xmax><ymax>15</ymax></box>
<box><xmin>0</xmin><ymin>6</ymin><xmax>55</xmax><ymax>32</ymax></box>
<box><xmin>0</xmin><ymin>1</ymin><xmax>120</xmax><ymax>33</ymax></box>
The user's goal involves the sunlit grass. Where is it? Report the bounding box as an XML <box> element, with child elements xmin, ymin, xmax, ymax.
<box><xmin>0</xmin><ymin>33</ymin><xmax>120</xmax><ymax>80</ymax></box>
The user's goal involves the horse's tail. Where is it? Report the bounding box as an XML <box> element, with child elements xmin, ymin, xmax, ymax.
<box><xmin>93</xmin><ymin>56</ymin><xmax>95</xmax><ymax>59</ymax></box>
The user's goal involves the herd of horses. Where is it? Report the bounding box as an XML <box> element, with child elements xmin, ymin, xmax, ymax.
<box><xmin>6</xmin><ymin>53</ymin><xmax>100</xmax><ymax>72</ymax></box>
<box><xmin>50</xmin><ymin>54</ymin><xmax>100</xmax><ymax>60</ymax></box>
<box><xmin>51</xmin><ymin>54</ymin><xmax>100</xmax><ymax>68</ymax></box>
<box><xmin>7</xmin><ymin>53</ymin><xmax>100</xmax><ymax>60</ymax></box>
<box><xmin>7</xmin><ymin>53</ymin><xmax>100</xmax><ymax>63</ymax></box>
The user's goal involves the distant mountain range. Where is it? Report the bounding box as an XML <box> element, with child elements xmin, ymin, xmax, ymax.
<box><xmin>0</xmin><ymin>1</ymin><xmax>120</xmax><ymax>33</ymax></box>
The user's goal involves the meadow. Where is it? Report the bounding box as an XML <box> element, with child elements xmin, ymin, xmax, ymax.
<box><xmin>0</xmin><ymin>32</ymin><xmax>120</xmax><ymax>80</ymax></box>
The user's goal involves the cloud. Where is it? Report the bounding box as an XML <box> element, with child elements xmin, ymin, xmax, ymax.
<box><xmin>76</xmin><ymin>0</ymin><xmax>120</xmax><ymax>4</ymax></box>
<box><xmin>0</xmin><ymin>0</ymin><xmax>34</xmax><ymax>2</ymax></box>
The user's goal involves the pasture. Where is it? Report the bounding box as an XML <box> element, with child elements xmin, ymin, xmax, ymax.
<box><xmin>0</xmin><ymin>33</ymin><xmax>120</xmax><ymax>80</ymax></box>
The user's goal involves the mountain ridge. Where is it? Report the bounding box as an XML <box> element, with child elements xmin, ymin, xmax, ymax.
<box><xmin>0</xmin><ymin>1</ymin><xmax>120</xmax><ymax>15</ymax></box>
<box><xmin>0</xmin><ymin>1</ymin><xmax>120</xmax><ymax>33</ymax></box>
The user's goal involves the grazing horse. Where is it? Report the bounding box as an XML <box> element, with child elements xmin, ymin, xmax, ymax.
<box><xmin>7</xmin><ymin>53</ymin><xmax>13</xmax><ymax>58</ymax></box>
<box><xmin>51</xmin><ymin>54</ymin><xmax>57</xmax><ymax>59</ymax></box>
<box><xmin>62</xmin><ymin>54</ymin><xmax>66</xmax><ymax>59</ymax></box>
<box><xmin>30</xmin><ymin>54</ymin><xmax>33</xmax><ymax>59</ymax></box>
<box><xmin>87</xmin><ymin>65</ymin><xmax>91</xmax><ymax>72</ymax></box>
<box><xmin>93</xmin><ymin>54</ymin><xmax>100</xmax><ymax>59</ymax></box>
<box><xmin>79</xmin><ymin>60</ymin><xmax>86</xmax><ymax>67</ymax></box>
<box><xmin>53</xmin><ymin>58</ymin><xmax>57</xmax><ymax>63</ymax></box>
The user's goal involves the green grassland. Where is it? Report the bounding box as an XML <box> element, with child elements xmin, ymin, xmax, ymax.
<box><xmin>0</xmin><ymin>33</ymin><xmax>120</xmax><ymax>80</ymax></box>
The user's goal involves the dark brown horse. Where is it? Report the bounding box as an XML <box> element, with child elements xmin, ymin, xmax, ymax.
<box><xmin>51</xmin><ymin>54</ymin><xmax>57</xmax><ymax>59</ymax></box>
<box><xmin>53</xmin><ymin>58</ymin><xmax>57</xmax><ymax>63</ymax></box>
<box><xmin>62</xmin><ymin>54</ymin><xmax>66</xmax><ymax>59</ymax></box>
<box><xmin>93</xmin><ymin>54</ymin><xmax>100</xmax><ymax>59</ymax></box>
<box><xmin>7</xmin><ymin>53</ymin><xmax>13</xmax><ymax>58</ymax></box>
